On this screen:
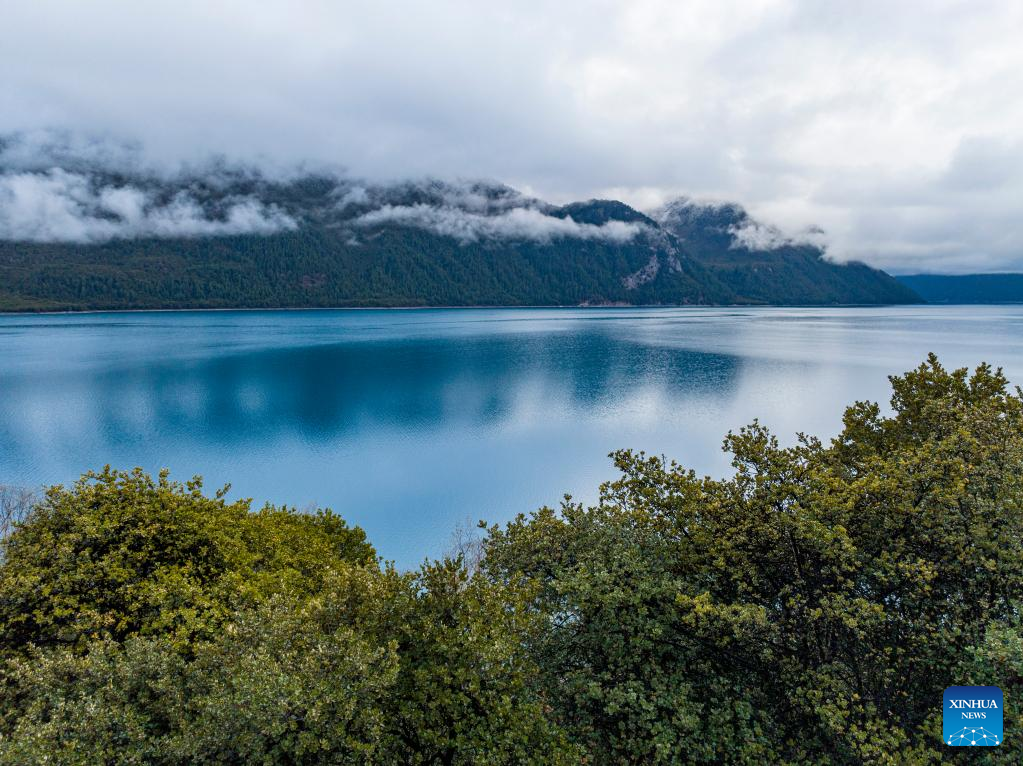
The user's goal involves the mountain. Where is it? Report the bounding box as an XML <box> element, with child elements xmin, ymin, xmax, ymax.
<box><xmin>0</xmin><ymin>168</ymin><xmax>919</xmax><ymax>311</ymax></box>
<box><xmin>653</xmin><ymin>199</ymin><xmax>920</xmax><ymax>306</ymax></box>
<box><xmin>896</xmin><ymin>274</ymin><xmax>1023</xmax><ymax>304</ymax></box>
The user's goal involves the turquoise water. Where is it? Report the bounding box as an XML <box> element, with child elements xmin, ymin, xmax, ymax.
<box><xmin>2</xmin><ymin>306</ymin><xmax>1022</xmax><ymax>567</ymax></box>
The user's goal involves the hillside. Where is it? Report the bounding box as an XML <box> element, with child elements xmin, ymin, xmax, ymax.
<box><xmin>0</xmin><ymin>168</ymin><xmax>919</xmax><ymax>311</ymax></box>
<box><xmin>654</xmin><ymin>199</ymin><xmax>920</xmax><ymax>305</ymax></box>
<box><xmin>897</xmin><ymin>273</ymin><xmax>1023</xmax><ymax>304</ymax></box>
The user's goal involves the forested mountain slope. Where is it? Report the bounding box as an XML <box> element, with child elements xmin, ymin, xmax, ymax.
<box><xmin>654</xmin><ymin>199</ymin><xmax>920</xmax><ymax>306</ymax></box>
<box><xmin>897</xmin><ymin>273</ymin><xmax>1023</xmax><ymax>303</ymax></box>
<box><xmin>0</xmin><ymin>169</ymin><xmax>919</xmax><ymax>311</ymax></box>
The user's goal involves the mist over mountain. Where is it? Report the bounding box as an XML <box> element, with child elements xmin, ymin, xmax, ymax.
<box><xmin>0</xmin><ymin>152</ymin><xmax>919</xmax><ymax>311</ymax></box>
<box><xmin>653</xmin><ymin>199</ymin><xmax>920</xmax><ymax>306</ymax></box>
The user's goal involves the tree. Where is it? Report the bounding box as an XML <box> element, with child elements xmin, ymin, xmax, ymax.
<box><xmin>482</xmin><ymin>355</ymin><xmax>1023</xmax><ymax>763</ymax></box>
<box><xmin>0</xmin><ymin>485</ymin><xmax>35</xmax><ymax>554</ymax></box>
<box><xmin>0</xmin><ymin>466</ymin><xmax>374</xmax><ymax>655</ymax></box>
<box><xmin>0</xmin><ymin>470</ymin><xmax>576</xmax><ymax>764</ymax></box>
<box><xmin>0</xmin><ymin>591</ymin><xmax>399</xmax><ymax>765</ymax></box>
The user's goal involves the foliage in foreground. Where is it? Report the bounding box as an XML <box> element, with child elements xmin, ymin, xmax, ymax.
<box><xmin>0</xmin><ymin>471</ymin><xmax>570</xmax><ymax>765</ymax></box>
<box><xmin>484</xmin><ymin>354</ymin><xmax>1023</xmax><ymax>764</ymax></box>
<box><xmin>0</xmin><ymin>355</ymin><xmax>1021</xmax><ymax>764</ymax></box>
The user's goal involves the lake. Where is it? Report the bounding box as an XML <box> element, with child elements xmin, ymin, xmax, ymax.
<box><xmin>2</xmin><ymin>305</ymin><xmax>1022</xmax><ymax>567</ymax></box>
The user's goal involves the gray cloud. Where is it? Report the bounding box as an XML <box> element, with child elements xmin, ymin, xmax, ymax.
<box><xmin>0</xmin><ymin>169</ymin><xmax>296</xmax><ymax>243</ymax></box>
<box><xmin>2</xmin><ymin>1</ymin><xmax>1022</xmax><ymax>271</ymax></box>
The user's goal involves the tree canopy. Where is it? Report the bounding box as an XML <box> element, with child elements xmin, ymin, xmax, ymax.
<box><xmin>483</xmin><ymin>354</ymin><xmax>1023</xmax><ymax>763</ymax></box>
<box><xmin>1</xmin><ymin>355</ymin><xmax>1020</xmax><ymax>763</ymax></box>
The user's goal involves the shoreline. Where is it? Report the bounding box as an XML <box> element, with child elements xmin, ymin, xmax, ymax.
<box><xmin>0</xmin><ymin>301</ymin><xmax>939</xmax><ymax>317</ymax></box>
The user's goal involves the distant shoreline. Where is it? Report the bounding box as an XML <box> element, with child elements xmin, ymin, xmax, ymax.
<box><xmin>0</xmin><ymin>301</ymin><xmax>967</xmax><ymax>317</ymax></box>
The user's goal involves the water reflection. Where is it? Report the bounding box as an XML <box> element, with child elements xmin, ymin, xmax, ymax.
<box><xmin>1</xmin><ymin>331</ymin><xmax>741</xmax><ymax>450</ymax></box>
<box><xmin>2</xmin><ymin>306</ymin><xmax>1022</xmax><ymax>566</ymax></box>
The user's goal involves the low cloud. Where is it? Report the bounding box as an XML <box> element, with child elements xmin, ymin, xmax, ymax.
<box><xmin>655</xmin><ymin>197</ymin><xmax>831</xmax><ymax>255</ymax></box>
<box><xmin>0</xmin><ymin>130</ymin><xmax>147</xmax><ymax>176</ymax></box>
<box><xmin>729</xmin><ymin>220</ymin><xmax>829</xmax><ymax>252</ymax></box>
<box><xmin>728</xmin><ymin>220</ymin><xmax>791</xmax><ymax>251</ymax></box>
<box><xmin>353</xmin><ymin>203</ymin><xmax>643</xmax><ymax>244</ymax></box>
<box><xmin>335</xmin><ymin>185</ymin><xmax>369</xmax><ymax>210</ymax></box>
<box><xmin>0</xmin><ymin>169</ymin><xmax>296</xmax><ymax>243</ymax></box>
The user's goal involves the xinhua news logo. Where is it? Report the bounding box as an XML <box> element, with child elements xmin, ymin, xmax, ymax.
<box><xmin>943</xmin><ymin>686</ymin><xmax>1003</xmax><ymax>747</ymax></box>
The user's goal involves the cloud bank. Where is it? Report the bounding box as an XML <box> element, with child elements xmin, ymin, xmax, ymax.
<box><xmin>354</xmin><ymin>204</ymin><xmax>643</xmax><ymax>243</ymax></box>
<box><xmin>0</xmin><ymin>169</ymin><xmax>296</xmax><ymax>243</ymax></box>
<box><xmin>3</xmin><ymin>1</ymin><xmax>1023</xmax><ymax>270</ymax></box>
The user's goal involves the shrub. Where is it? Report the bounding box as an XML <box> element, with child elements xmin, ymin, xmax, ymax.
<box><xmin>482</xmin><ymin>355</ymin><xmax>1023</xmax><ymax>763</ymax></box>
<box><xmin>0</xmin><ymin>467</ymin><xmax>374</xmax><ymax>654</ymax></box>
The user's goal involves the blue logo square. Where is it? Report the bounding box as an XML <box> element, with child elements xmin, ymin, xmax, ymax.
<box><xmin>943</xmin><ymin>686</ymin><xmax>1003</xmax><ymax>746</ymax></box>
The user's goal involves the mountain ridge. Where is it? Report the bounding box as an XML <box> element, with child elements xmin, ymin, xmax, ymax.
<box><xmin>0</xmin><ymin>168</ymin><xmax>920</xmax><ymax>311</ymax></box>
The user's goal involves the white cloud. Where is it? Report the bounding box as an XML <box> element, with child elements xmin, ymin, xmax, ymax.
<box><xmin>354</xmin><ymin>204</ymin><xmax>643</xmax><ymax>243</ymax></box>
<box><xmin>728</xmin><ymin>219</ymin><xmax>827</xmax><ymax>252</ymax></box>
<box><xmin>0</xmin><ymin>169</ymin><xmax>296</xmax><ymax>243</ymax></box>
<box><xmin>728</xmin><ymin>219</ymin><xmax>791</xmax><ymax>251</ymax></box>
<box><xmin>335</xmin><ymin>185</ymin><xmax>369</xmax><ymax>210</ymax></box>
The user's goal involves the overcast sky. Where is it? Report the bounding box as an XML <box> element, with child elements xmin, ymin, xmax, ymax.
<box><xmin>2</xmin><ymin>0</ymin><xmax>1022</xmax><ymax>272</ymax></box>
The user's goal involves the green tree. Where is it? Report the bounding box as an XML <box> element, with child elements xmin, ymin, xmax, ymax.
<box><xmin>369</xmin><ymin>559</ymin><xmax>578</xmax><ymax>765</ymax></box>
<box><xmin>0</xmin><ymin>466</ymin><xmax>374</xmax><ymax>654</ymax></box>
<box><xmin>0</xmin><ymin>594</ymin><xmax>399</xmax><ymax>765</ymax></box>
<box><xmin>483</xmin><ymin>355</ymin><xmax>1023</xmax><ymax>763</ymax></box>
<box><xmin>0</xmin><ymin>470</ymin><xmax>576</xmax><ymax>764</ymax></box>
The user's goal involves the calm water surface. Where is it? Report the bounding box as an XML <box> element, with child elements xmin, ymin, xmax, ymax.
<box><xmin>2</xmin><ymin>306</ymin><xmax>1021</xmax><ymax>566</ymax></box>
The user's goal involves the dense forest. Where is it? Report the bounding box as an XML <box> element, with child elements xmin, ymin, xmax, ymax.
<box><xmin>0</xmin><ymin>171</ymin><xmax>920</xmax><ymax>311</ymax></box>
<box><xmin>897</xmin><ymin>274</ymin><xmax>1023</xmax><ymax>304</ymax></box>
<box><xmin>656</xmin><ymin>199</ymin><xmax>923</xmax><ymax>306</ymax></box>
<box><xmin>0</xmin><ymin>225</ymin><xmax>733</xmax><ymax>311</ymax></box>
<box><xmin>1</xmin><ymin>356</ymin><xmax>1019</xmax><ymax>764</ymax></box>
